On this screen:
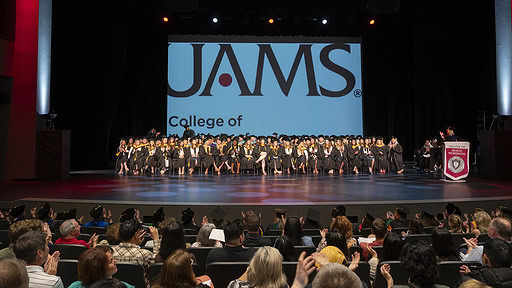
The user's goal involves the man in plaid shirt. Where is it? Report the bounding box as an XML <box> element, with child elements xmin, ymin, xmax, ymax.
<box><xmin>112</xmin><ymin>219</ymin><xmax>160</xmax><ymax>287</ymax></box>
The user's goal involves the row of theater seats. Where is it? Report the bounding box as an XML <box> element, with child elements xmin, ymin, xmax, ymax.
<box><xmin>55</xmin><ymin>258</ymin><xmax>482</xmax><ymax>288</ymax></box>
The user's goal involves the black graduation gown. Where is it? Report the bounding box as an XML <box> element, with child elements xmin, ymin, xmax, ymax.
<box><xmin>420</xmin><ymin>145</ymin><xmax>434</xmax><ymax>171</ymax></box>
<box><xmin>254</xmin><ymin>144</ymin><xmax>269</xmax><ymax>168</ymax></box>
<box><xmin>200</xmin><ymin>145</ymin><xmax>215</xmax><ymax>169</ymax></box>
<box><xmin>321</xmin><ymin>146</ymin><xmax>337</xmax><ymax>170</ymax></box>
<box><xmin>373</xmin><ymin>145</ymin><xmax>389</xmax><ymax>171</ymax></box>
<box><xmin>269</xmin><ymin>146</ymin><xmax>282</xmax><ymax>170</ymax></box>
<box><xmin>240</xmin><ymin>147</ymin><xmax>256</xmax><ymax>170</ymax></box>
<box><xmin>347</xmin><ymin>145</ymin><xmax>362</xmax><ymax>171</ymax></box>
<box><xmin>361</xmin><ymin>145</ymin><xmax>375</xmax><ymax>172</ymax></box>
<box><xmin>334</xmin><ymin>146</ymin><xmax>347</xmax><ymax>170</ymax></box>
<box><xmin>389</xmin><ymin>143</ymin><xmax>404</xmax><ymax>171</ymax></box>
<box><xmin>308</xmin><ymin>147</ymin><xmax>321</xmax><ymax>170</ymax></box>
<box><xmin>145</xmin><ymin>148</ymin><xmax>157</xmax><ymax>167</ymax></box>
<box><xmin>296</xmin><ymin>148</ymin><xmax>309</xmax><ymax>167</ymax></box>
<box><xmin>216</xmin><ymin>145</ymin><xmax>229</xmax><ymax>165</ymax></box>
<box><xmin>173</xmin><ymin>147</ymin><xmax>186</xmax><ymax>168</ymax></box>
<box><xmin>282</xmin><ymin>147</ymin><xmax>294</xmax><ymax>169</ymax></box>
<box><xmin>134</xmin><ymin>146</ymin><xmax>145</xmax><ymax>170</ymax></box>
<box><xmin>188</xmin><ymin>146</ymin><xmax>201</xmax><ymax>169</ymax></box>
<box><xmin>227</xmin><ymin>145</ymin><xmax>240</xmax><ymax>165</ymax></box>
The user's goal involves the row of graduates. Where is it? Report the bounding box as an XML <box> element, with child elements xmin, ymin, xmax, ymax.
<box><xmin>115</xmin><ymin>134</ymin><xmax>404</xmax><ymax>175</ymax></box>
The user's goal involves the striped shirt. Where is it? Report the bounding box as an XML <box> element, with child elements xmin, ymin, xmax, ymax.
<box><xmin>26</xmin><ymin>265</ymin><xmax>64</xmax><ymax>288</ymax></box>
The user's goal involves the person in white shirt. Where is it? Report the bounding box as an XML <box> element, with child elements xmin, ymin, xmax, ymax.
<box><xmin>13</xmin><ymin>230</ymin><xmax>64</xmax><ymax>288</ymax></box>
<box><xmin>462</xmin><ymin>217</ymin><xmax>512</xmax><ymax>263</ymax></box>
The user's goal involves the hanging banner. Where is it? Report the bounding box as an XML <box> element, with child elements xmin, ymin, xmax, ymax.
<box><xmin>443</xmin><ymin>141</ymin><xmax>470</xmax><ymax>181</ymax></box>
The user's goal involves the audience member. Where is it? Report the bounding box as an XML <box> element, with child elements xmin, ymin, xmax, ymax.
<box><xmin>228</xmin><ymin>246</ymin><xmax>287</xmax><ymax>288</ymax></box>
<box><xmin>329</xmin><ymin>216</ymin><xmax>355</xmax><ymax>247</ymax></box>
<box><xmin>0</xmin><ymin>219</ymin><xmax>45</xmax><ymax>260</ymax></box>
<box><xmin>302</xmin><ymin>208</ymin><xmax>322</xmax><ymax>230</ymax></box>
<box><xmin>275</xmin><ymin>235</ymin><xmax>297</xmax><ymax>261</ymax></box>
<box><xmin>55</xmin><ymin>219</ymin><xmax>98</xmax><ymax>248</ymax></box>
<box><xmin>13</xmin><ymin>230</ymin><xmax>64</xmax><ymax>288</ymax></box>
<box><xmin>284</xmin><ymin>217</ymin><xmax>314</xmax><ymax>247</ymax></box>
<box><xmin>266</xmin><ymin>209</ymin><xmax>286</xmax><ymax>233</ymax></box>
<box><xmin>0</xmin><ymin>258</ymin><xmax>29</xmax><ymax>288</ymax></box>
<box><xmin>472</xmin><ymin>211</ymin><xmax>491</xmax><ymax>238</ymax></box>
<box><xmin>431</xmin><ymin>227</ymin><xmax>461</xmax><ymax>261</ymax></box>
<box><xmin>448</xmin><ymin>214</ymin><xmax>464</xmax><ymax>233</ymax></box>
<box><xmin>152</xmin><ymin>249</ymin><xmax>212</xmax><ymax>288</ymax></box>
<box><xmin>112</xmin><ymin>219</ymin><xmax>160</xmax><ymax>287</ymax></box>
<box><xmin>460</xmin><ymin>238</ymin><xmax>512</xmax><ymax>287</ymax></box>
<box><xmin>368</xmin><ymin>232</ymin><xmax>404</xmax><ymax>281</ymax></box>
<box><xmin>388</xmin><ymin>206</ymin><xmax>411</xmax><ymax>229</ymax></box>
<box><xmin>316</xmin><ymin>232</ymin><xmax>349</xmax><ymax>264</ymax></box>
<box><xmin>191</xmin><ymin>223</ymin><xmax>222</xmax><ymax>248</ymax></box>
<box><xmin>380</xmin><ymin>241</ymin><xmax>449</xmax><ymax>288</ymax></box>
<box><xmin>463</xmin><ymin>217</ymin><xmax>512</xmax><ymax>263</ymax></box>
<box><xmin>181</xmin><ymin>208</ymin><xmax>201</xmax><ymax>234</ymax></box>
<box><xmin>99</xmin><ymin>223</ymin><xmax>121</xmax><ymax>246</ymax></box>
<box><xmin>360</xmin><ymin>218</ymin><xmax>387</xmax><ymax>259</ymax></box>
<box><xmin>458</xmin><ymin>279</ymin><xmax>492</xmax><ymax>288</ymax></box>
<box><xmin>69</xmin><ymin>246</ymin><xmax>134</xmax><ymax>288</ymax></box>
<box><xmin>243</xmin><ymin>212</ymin><xmax>271</xmax><ymax>247</ymax></box>
<box><xmin>155</xmin><ymin>221</ymin><xmax>187</xmax><ymax>263</ymax></box>
<box><xmin>206</xmin><ymin>220</ymin><xmax>256</xmax><ymax>264</ymax></box>
<box><xmin>84</xmin><ymin>206</ymin><xmax>112</xmax><ymax>228</ymax></box>
<box><xmin>408</xmin><ymin>218</ymin><xmax>424</xmax><ymax>235</ymax></box>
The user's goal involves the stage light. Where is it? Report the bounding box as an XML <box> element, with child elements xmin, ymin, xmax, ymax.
<box><xmin>212</xmin><ymin>17</ymin><xmax>218</xmax><ymax>23</ymax></box>
<box><xmin>369</xmin><ymin>19</ymin><xmax>375</xmax><ymax>25</ymax></box>
<box><xmin>163</xmin><ymin>17</ymin><xmax>169</xmax><ymax>22</ymax></box>
<box><xmin>268</xmin><ymin>18</ymin><xmax>274</xmax><ymax>24</ymax></box>
<box><xmin>321</xmin><ymin>19</ymin><xmax>327</xmax><ymax>25</ymax></box>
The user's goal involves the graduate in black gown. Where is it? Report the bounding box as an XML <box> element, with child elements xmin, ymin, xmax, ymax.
<box><xmin>158</xmin><ymin>137</ymin><xmax>172</xmax><ymax>175</ymax></box>
<box><xmin>388</xmin><ymin>136</ymin><xmax>404</xmax><ymax>173</ymax></box>
<box><xmin>215</xmin><ymin>138</ymin><xmax>230</xmax><ymax>174</ymax></box>
<box><xmin>282</xmin><ymin>139</ymin><xmax>295</xmax><ymax>174</ymax></box>
<box><xmin>116</xmin><ymin>139</ymin><xmax>129</xmax><ymax>175</ymax></box>
<box><xmin>373</xmin><ymin>136</ymin><xmax>389</xmax><ymax>173</ymax></box>
<box><xmin>295</xmin><ymin>142</ymin><xmax>309</xmax><ymax>174</ymax></box>
<box><xmin>145</xmin><ymin>140</ymin><xmax>157</xmax><ymax>174</ymax></box>
<box><xmin>240</xmin><ymin>141</ymin><xmax>256</xmax><ymax>171</ymax></box>
<box><xmin>347</xmin><ymin>138</ymin><xmax>362</xmax><ymax>174</ymax></box>
<box><xmin>362</xmin><ymin>137</ymin><xmax>375</xmax><ymax>174</ymax></box>
<box><xmin>308</xmin><ymin>141</ymin><xmax>321</xmax><ymax>174</ymax></box>
<box><xmin>321</xmin><ymin>139</ymin><xmax>337</xmax><ymax>174</ymax></box>
<box><xmin>420</xmin><ymin>139</ymin><xmax>434</xmax><ymax>172</ymax></box>
<box><xmin>173</xmin><ymin>140</ymin><xmax>187</xmax><ymax>175</ymax></box>
<box><xmin>133</xmin><ymin>139</ymin><xmax>146</xmax><ymax>175</ymax></box>
<box><xmin>269</xmin><ymin>139</ymin><xmax>283</xmax><ymax>174</ymax></box>
<box><xmin>334</xmin><ymin>138</ymin><xmax>347</xmax><ymax>174</ymax></box>
<box><xmin>254</xmin><ymin>137</ymin><xmax>269</xmax><ymax>175</ymax></box>
<box><xmin>200</xmin><ymin>138</ymin><xmax>215</xmax><ymax>174</ymax></box>
<box><xmin>188</xmin><ymin>138</ymin><xmax>201</xmax><ymax>175</ymax></box>
<box><xmin>228</xmin><ymin>139</ymin><xmax>241</xmax><ymax>174</ymax></box>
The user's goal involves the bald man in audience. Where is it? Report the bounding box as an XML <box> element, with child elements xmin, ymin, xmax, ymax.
<box><xmin>462</xmin><ymin>217</ymin><xmax>512</xmax><ymax>263</ymax></box>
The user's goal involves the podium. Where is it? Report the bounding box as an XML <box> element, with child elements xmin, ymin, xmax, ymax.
<box><xmin>442</xmin><ymin>141</ymin><xmax>470</xmax><ymax>181</ymax></box>
<box><xmin>37</xmin><ymin>130</ymin><xmax>70</xmax><ymax>180</ymax></box>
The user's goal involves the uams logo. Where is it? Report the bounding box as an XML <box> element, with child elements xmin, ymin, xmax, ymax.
<box><xmin>168</xmin><ymin>43</ymin><xmax>357</xmax><ymax>98</ymax></box>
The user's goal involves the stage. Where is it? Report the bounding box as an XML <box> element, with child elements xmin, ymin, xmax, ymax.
<box><xmin>2</xmin><ymin>167</ymin><xmax>512</xmax><ymax>224</ymax></box>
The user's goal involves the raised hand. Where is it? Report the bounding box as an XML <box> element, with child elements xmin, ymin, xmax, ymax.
<box><xmin>44</xmin><ymin>251</ymin><xmax>60</xmax><ymax>275</ymax></box>
<box><xmin>349</xmin><ymin>251</ymin><xmax>360</xmax><ymax>271</ymax></box>
<box><xmin>291</xmin><ymin>252</ymin><xmax>316</xmax><ymax>288</ymax></box>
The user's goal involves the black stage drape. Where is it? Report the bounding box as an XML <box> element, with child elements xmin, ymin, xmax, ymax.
<box><xmin>51</xmin><ymin>0</ymin><xmax>496</xmax><ymax>170</ymax></box>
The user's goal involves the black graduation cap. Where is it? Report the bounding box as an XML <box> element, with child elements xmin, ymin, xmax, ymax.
<box><xmin>90</xmin><ymin>206</ymin><xmax>103</xmax><ymax>219</ymax></box>
<box><xmin>306</xmin><ymin>208</ymin><xmax>321</xmax><ymax>223</ymax></box>
<box><xmin>210</xmin><ymin>207</ymin><xmax>227</xmax><ymax>221</ymax></box>
<box><xmin>273</xmin><ymin>208</ymin><xmax>287</xmax><ymax>219</ymax></box>
<box><xmin>37</xmin><ymin>203</ymin><xmax>51</xmax><ymax>220</ymax></box>
<box><xmin>331</xmin><ymin>205</ymin><xmax>346</xmax><ymax>218</ymax></box>
<box><xmin>376</xmin><ymin>136</ymin><xmax>383</xmax><ymax>140</ymax></box>
<box><xmin>446</xmin><ymin>203</ymin><xmax>457</xmax><ymax>215</ymax></box>
<box><xmin>152</xmin><ymin>207</ymin><xmax>165</xmax><ymax>224</ymax></box>
<box><xmin>365</xmin><ymin>212</ymin><xmax>375</xmax><ymax>222</ymax></box>
<box><xmin>453</xmin><ymin>207</ymin><xmax>463</xmax><ymax>216</ymax></box>
<box><xmin>120</xmin><ymin>208</ymin><xmax>136</xmax><ymax>222</ymax></box>
<box><xmin>9</xmin><ymin>205</ymin><xmax>25</xmax><ymax>219</ymax></box>
<box><xmin>421</xmin><ymin>210</ymin><xmax>435</xmax><ymax>220</ymax></box>
<box><xmin>396</xmin><ymin>206</ymin><xmax>410</xmax><ymax>218</ymax></box>
<box><xmin>182</xmin><ymin>208</ymin><xmax>194</xmax><ymax>217</ymax></box>
<box><xmin>61</xmin><ymin>208</ymin><xmax>77</xmax><ymax>220</ymax></box>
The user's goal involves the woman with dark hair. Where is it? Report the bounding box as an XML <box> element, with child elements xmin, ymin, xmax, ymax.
<box><xmin>283</xmin><ymin>217</ymin><xmax>313</xmax><ymax>247</ymax></box>
<box><xmin>408</xmin><ymin>218</ymin><xmax>424</xmax><ymax>235</ymax></box>
<box><xmin>69</xmin><ymin>246</ymin><xmax>135</xmax><ymax>288</ymax></box>
<box><xmin>368</xmin><ymin>232</ymin><xmax>404</xmax><ymax>282</ymax></box>
<box><xmin>431</xmin><ymin>227</ymin><xmax>461</xmax><ymax>261</ymax></box>
<box><xmin>156</xmin><ymin>222</ymin><xmax>187</xmax><ymax>263</ymax></box>
<box><xmin>274</xmin><ymin>235</ymin><xmax>297</xmax><ymax>261</ymax></box>
<box><xmin>152</xmin><ymin>250</ymin><xmax>211</xmax><ymax>288</ymax></box>
<box><xmin>380</xmin><ymin>241</ymin><xmax>449</xmax><ymax>288</ymax></box>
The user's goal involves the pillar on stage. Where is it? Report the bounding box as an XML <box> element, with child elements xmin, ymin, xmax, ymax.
<box><xmin>495</xmin><ymin>0</ymin><xmax>512</xmax><ymax>116</ymax></box>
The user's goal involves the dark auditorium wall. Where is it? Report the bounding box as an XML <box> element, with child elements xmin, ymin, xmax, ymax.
<box><xmin>51</xmin><ymin>0</ymin><xmax>497</xmax><ymax>170</ymax></box>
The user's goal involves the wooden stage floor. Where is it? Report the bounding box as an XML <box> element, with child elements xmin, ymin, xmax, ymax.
<box><xmin>1</xmin><ymin>170</ymin><xmax>512</xmax><ymax>206</ymax></box>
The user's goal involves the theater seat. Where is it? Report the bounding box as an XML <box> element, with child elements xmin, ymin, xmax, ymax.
<box><xmin>390</xmin><ymin>227</ymin><xmax>409</xmax><ymax>235</ymax></box>
<box><xmin>294</xmin><ymin>246</ymin><xmax>316</xmax><ymax>257</ymax></box>
<box><xmin>360</xmin><ymin>228</ymin><xmax>372</xmax><ymax>237</ymax></box>
<box><xmin>206</xmin><ymin>262</ymin><xmax>249</xmax><ymax>288</ymax></box>
<box><xmin>266</xmin><ymin>230</ymin><xmax>283</xmax><ymax>236</ymax></box>
<box><xmin>81</xmin><ymin>226</ymin><xmax>107</xmax><ymax>235</ymax></box>
<box><xmin>349</xmin><ymin>245</ymin><xmax>363</xmax><ymax>257</ymax></box>
<box><xmin>374</xmin><ymin>261</ymin><xmax>408</xmax><ymax>288</ymax></box>
<box><xmin>114</xmin><ymin>262</ymin><xmax>146</xmax><ymax>288</ymax></box>
<box><xmin>188</xmin><ymin>247</ymin><xmax>215</xmax><ymax>275</ymax></box>
<box><xmin>282</xmin><ymin>262</ymin><xmax>316</xmax><ymax>286</ymax></box>
<box><xmin>302</xmin><ymin>229</ymin><xmax>321</xmax><ymax>236</ymax></box>
<box><xmin>423</xmin><ymin>227</ymin><xmax>435</xmax><ymax>234</ymax></box>
<box><xmin>149</xmin><ymin>262</ymin><xmax>201</xmax><ymax>282</ymax></box>
<box><xmin>77</xmin><ymin>233</ymin><xmax>91</xmax><ymax>242</ymax></box>
<box><xmin>452</xmin><ymin>233</ymin><xmax>475</xmax><ymax>247</ymax></box>
<box><xmin>57</xmin><ymin>260</ymin><xmax>78</xmax><ymax>287</ymax></box>
<box><xmin>185</xmin><ymin>235</ymin><xmax>197</xmax><ymax>244</ymax></box>
<box><xmin>350</xmin><ymin>261</ymin><xmax>370</xmax><ymax>287</ymax></box>
<box><xmin>438</xmin><ymin>261</ymin><xmax>481</xmax><ymax>287</ymax></box>
<box><xmin>0</xmin><ymin>230</ymin><xmax>9</xmax><ymax>249</ymax></box>
<box><xmin>184</xmin><ymin>229</ymin><xmax>198</xmax><ymax>236</ymax></box>
<box><xmin>405</xmin><ymin>234</ymin><xmax>431</xmax><ymax>244</ymax></box>
<box><xmin>51</xmin><ymin>244</ymin><xmax>87</xmax><ymax>260</ymax></box>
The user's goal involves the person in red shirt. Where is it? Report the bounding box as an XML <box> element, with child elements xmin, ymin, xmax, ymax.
<box><xmin>360</xmin><ymin>218</ymin><xmax>387</xmax><ymax>260</ymax></box>
<box><xmin>55</xmin><ymin>219</ymin><xmax>98</xmax><ymax>248</ymax></box>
